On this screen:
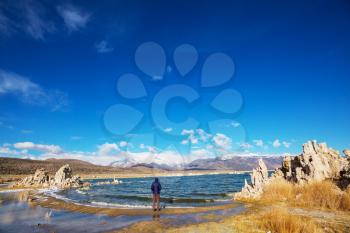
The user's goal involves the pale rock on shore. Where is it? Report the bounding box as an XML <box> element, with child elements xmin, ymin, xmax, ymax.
<box><xmin>234</xmin><ymin>159</ymin><xmax>269</xmax><ymax>199</ymax></box>
<box><xmin>276</xmin><ymin>140</ymin><xmax>346</xmax><ymax>183</ymax></box>
<box><xmin>11</xmin><ymin>164</ymin><xmax>89</xmax><ymax>189</ymax></box>
<box><xmin>235</xmin><ymin>140</ymin><xmax>350</xmax><ymax>199</ymax></box>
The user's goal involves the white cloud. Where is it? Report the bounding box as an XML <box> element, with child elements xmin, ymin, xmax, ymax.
<box><xmin>272</xmin><ymin>139</ymin><xmax>281</xmax><ymax>148</ymax></box>
<box><xmin>0</xmin><ymin>145</ymin><xmax>21</xmax><ymax>156</ymax></box>
<box><xmin>163</xmin><ymin>127</ymin><xmax>173</xmax><ymax>133</ymax></box>
<box><xmin>181</xmin><ymin>129</ymin><xmax>198</xmax><ymax>144</ymax></box>
<box><xmin>147</xmin><ymin>146</ymin><xmax>157</xmax><ymax>153</ymax></box>
<box><xmin>0</xmin><ymin>70</ymin><xmax>69</xmax><ymax>111</ymax></box>
<box><xmin>253</xmin><ymin>139</ymin><xmax>264</xmax><ymax>147</ymax></box>
<box><xmin>282</xmin><ymin>141</ymin><xmax>291</xmax><ymax>148</ymax></box>
<box><xmin>181</xmin><ymin>140</ymin><xmax>189</xmax><ymax>145</ymax></box>
<box><xmin>231</xmin><ymin>122</ymin><xmax>241</xmax><ymax>128</ymax></box>
<box><xmin>14</xmin><ymin>142</ymin><xmax>63</xmax><ymax>154</ymax></box>
<box><xmin>97</xmin><ymin>143</ymin><xmax>119</xmax><ymax>156</ymax></box>
<box><xmin>95</xmin><ymin>40</ymin><xmax>114</xmax><ymax>53</ymax></box>
<box><xmin>212</xmin><ymin>133</ymin><xmax>232</xmax><ymax>151</ymax></box>
<box><xmin>119</xmin><ymin>141</ymin><xmax>128</xmax><ymax>148</ymax></box>
<box><xmin>0</xmin><ymin>139</ymin><xmax>294</xmax><ymax>167</ymax></box>
<box><xmin>181</xmin><ymin>129</ymin><xmax>194</xmax><ymax>135</ymax></box>
<box><xmin>181</xmin><ymin>128</ymin><xmax>212</xmax><ymax>145</ymax></box>
<box><xmin>240</xmin><ymin>142</ymin><xmax>253</xmax><ymax>150</ymax></box>
<box><xmin>57</xmin><ymin>5</ymin><xmax>91</xmax><ymax>32</ymax></box>
<box><xmin>220</xmin><ymin>151</ymin><xmax>292</xmax><ymax>159</ymax></box>
<box><xmin>196</xmin><ymin>128</ymin><xmax>212</xmax><ymax>142</ymax></box>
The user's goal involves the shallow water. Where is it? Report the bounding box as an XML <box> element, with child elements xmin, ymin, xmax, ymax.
<box><xmin>0</xmin><ymin>190</ymin><xmax>245</xmax><ymax>233</ymax></box>
<box><xmin>56</xmin><ymin>173</ymin><xmax>250</xmax><ymax>208</ymax></box>
<box><xmin>0</xmin><ymin>193</ymin><xmax>151</xmax><ymax>233</ymax></box>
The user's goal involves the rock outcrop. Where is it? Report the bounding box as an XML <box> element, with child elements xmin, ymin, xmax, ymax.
<box><xmin>275</xmin><ymin>141</ymin><xmax>346</xmax><ymax>183</ymax></box>
<box><xmin>14</xmin><ymin>168</ymin><xmax>50</xmax><ymax>188</ymax></box>
<box><xmin>339</xmin><ymin>149</ymin><xmax>350</xmax><ymax>187</ymax></box>
<box><xmin>12</xmin><ymin>164</ymin><xmax>88</xmax><ymax>189</ymax></box>
<box><xmin>344</xmin><ymin>149</ymin><xmax>350</xmax><ymax>158</ymax></box>
<box><xmin>49</xmin><ymin>164</ymin><xmax>83</xmax><ymax>188</ymax></box>
<box><xmin>234</xmin><ymin>159</ymin><xmax>269</xmax><ymax>199</ymax></box>
<box><xmin>235</xmin><ymin>141</ymin><xmax>350</xmax><ymax>200</ymax></box>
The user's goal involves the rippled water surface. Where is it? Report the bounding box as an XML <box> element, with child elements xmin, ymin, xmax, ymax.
<box><xmin>58</xmin><ymin>173</ymin><xmax>250</xmax><ymax>208</ymax></box>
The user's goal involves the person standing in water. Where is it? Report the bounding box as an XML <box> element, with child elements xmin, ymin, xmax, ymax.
<box><xmin>151</xmin><ymin>178</ymin><xmax>162</xmax><ymax>211</ymax></box>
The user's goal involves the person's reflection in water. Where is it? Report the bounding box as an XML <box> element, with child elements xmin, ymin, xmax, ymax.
<box><xmin>152</xmin><ymin>212</ymin><xmax>160</xmax><ymax>221</ymax></box>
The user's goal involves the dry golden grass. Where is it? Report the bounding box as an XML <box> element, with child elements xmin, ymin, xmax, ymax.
<box><xmin>294</xmin><ymin>181</ymin><xmax>342</xmax><ymax>210</ymax></box>
<box><xmin>261</xmin><ymin>178</ymin><xmax>295</xmax><ymax>202</ymax></box>
<box><xmin>340</xmin><ymin>187</ymin><xmax>350</xmax><ymax>211</ymax></box>
<box><xmin>259</xmin><ymin>208</ymin><xmax>323</xmax><ymax>233</ymax></box>
<box><xmin>113</xmin><ymin>207</ymin><xmax>324</xmax><ymax>233</ymax></box>
<box><xmin>262</xmin><ymin>179</ymin><xmax>350</xmax><ymax>211</ymax></box>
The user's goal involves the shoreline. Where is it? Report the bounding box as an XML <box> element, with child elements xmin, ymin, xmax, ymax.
<box><xmin>78</xmin><ymin>169</ymin><xmax>251</xmax><ymax>180</ymax></box>
<box><xmin>0</xmin><ymin>169</ymin><xmax>251</xmax><ymax>183</ymax></box>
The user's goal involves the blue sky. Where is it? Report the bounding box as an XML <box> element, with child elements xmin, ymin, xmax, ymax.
<box><xmin>0</xmin><ymin>0</ymin><xmax>350</xmax><ymax>164</ymax></box>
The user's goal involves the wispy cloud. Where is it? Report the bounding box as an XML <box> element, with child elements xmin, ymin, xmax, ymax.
<box><xmin>212</xmin><ymin>133</ymin><xmax>232</xmax><ymax>151</ymax></box>
<box><xmin>239</xmin><ymin>142</ymin><xmax>253</xmax><ymax>150</ymax></box>
<box><xmin>97</xmin><ymin>142</ymin><xmax>120</xmax><ymax>156</ymax></box>
<box><xmin>0</xmin><ymin>69</ymin><xmax>69</xmax><ymax>111</ymax></box>
<box><xmin>0</xmin><ymin>120</ymin><xmax>14</xmax><ymax>130</ymax></box>
<box><xmin>119</xmin><ymin>141</ymin><xmax>128</xmax><ymax>148</ymax></box>
<box><xmin>70</xmin><ymin>136</ymin><xmax>82</xmax><ymax>140</ymax></box>
<box><xmin>13</xmin><ymin>142</ymin><xmax>63</xmax><ymax>154</ymax></box>
<box><xmin>163</xmin><ymin>127</ymin><xmax>173</xmax><ymax>133</ymax></box>
<box><xmin>0</xmin><ymin>140</ymin><xmax>292</xmax><ymax>166</ymax></box>
<box><xmin>57</xmin><ymin>5</ymin><xmax>91</xmax><ymax>32</ymax></box>
<box><xmin>181</xmin><ymin>128</ymin><xmax>212</xmax><ymax>145</ymax></box>
<box><xmin>95</xmin><ymin>40</ymin><xmax>114</xmax><ymax>53</ymax></box>
<box><xmin>231</xmin><ymin>122</ymin><xmax>241</xmax><ymax>128</ymax></box>
<box><xmin>282</xmin><ymin>141</ymin><xmax>292</xmax><ymax>148</ymax></box>
<box><xmin>0</xmin><ymin>1</ymin><xmax>55</xmax><ymax>40</ymax></box>
<box><xmin>272</xmin><ymin>139</ymin><xmax>281</xmax><ymax>148</ymax></box>
<box><xmin>24</xmin><ymin>1</ymin><xmax>55</xmax><ymax>40</ymax></box>
<box><xmin>253</xmin><ymin>139</ymin><xmax>264</xmax><ymax>147</ymax></box>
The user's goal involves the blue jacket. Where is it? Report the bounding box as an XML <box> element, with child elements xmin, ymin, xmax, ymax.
<box><xmin>151</xmin><ymin>179</ymin><xmax>162</xmax><ymax>194</ymax></box>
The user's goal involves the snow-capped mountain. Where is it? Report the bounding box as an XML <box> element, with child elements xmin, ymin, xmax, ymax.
<box><xmin>110</xmin><ymin>151</ymin><xmax>283</xmax><ymax>171</ymax></box>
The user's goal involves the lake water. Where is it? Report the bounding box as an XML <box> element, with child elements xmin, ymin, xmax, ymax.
<box><xmin>55</xmin><ymin>173</ymin><xmax>250</xmax><ymax>208</ymax></box>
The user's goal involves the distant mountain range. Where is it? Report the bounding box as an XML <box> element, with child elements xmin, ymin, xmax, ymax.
<box><xmin>0</xmin><ymin>157</ymin><xmax>157</xmax><ymax>176</ymax></box>
<box><xmin>110</xmin><ymin>155</ymin><xmax>283</xmax><ymax>171</ymax></box>
<box><xmin>0</xmin><ymin>155</ymin><xmax>283</xmax><ymax>179</ymax></box>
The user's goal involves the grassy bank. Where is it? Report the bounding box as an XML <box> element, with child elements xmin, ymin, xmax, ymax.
<box><xmin>261</xmin><ymin>179</ymin><xmax>350</xmax><ymax>211</ymax></box>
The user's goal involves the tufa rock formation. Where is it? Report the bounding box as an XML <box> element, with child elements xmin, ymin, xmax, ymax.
<box><xmin>12</xmin><ymin>164</ymin><xmax>88</xmax><ymax>189</ymax></box>
<box><xmin>235</xmin><ymin>141</ymin><xmax>350</xmax><ymax>200</ymax></box>
<box><xmin>275</xmin><ymin>141</ymin><xmax>346</xmax><ymax>183</ymax></box>
<box><xmin>234</xmin><ymin>159</ymin><xmax>269</xmax><ymax>199</ymax></box>
<box><xmin>344</xmin><ymin>149</ymin><xmax>350</xmax><ymax>158</ymax></box>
